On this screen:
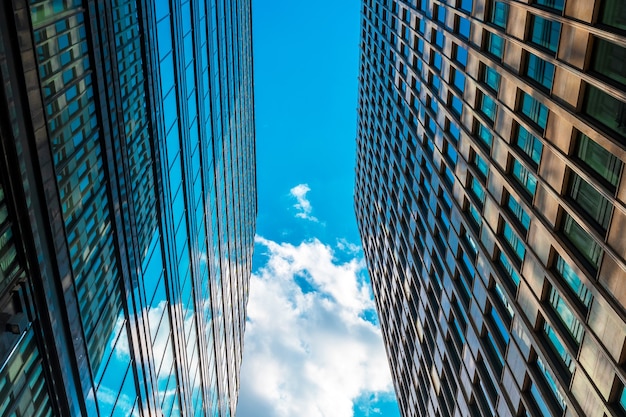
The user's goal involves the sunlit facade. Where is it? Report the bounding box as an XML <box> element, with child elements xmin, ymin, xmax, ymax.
<box><xmin>355</xmin><ymin>1</ymin><xmax>626</xmax><ymax>416</ymax></box>
<box><xmin>0</xmin><ymin>0</ymin><xmax>255</xmax><ymax>416</ymax></box>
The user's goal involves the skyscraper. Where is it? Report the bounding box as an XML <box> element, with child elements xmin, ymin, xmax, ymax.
<box><xmin>0</xmin><ymin>0</ymin><xmax>255</xmax><ymax>416</ymax></box>
<box><xmin>355</xmin><ymin>1</ymin><xmax>626</xmax><ymax>416</ymax></box>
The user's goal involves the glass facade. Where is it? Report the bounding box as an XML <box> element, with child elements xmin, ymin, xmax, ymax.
<box><xmin>355</xmin><ymin>1</ymin><xmax>626</xmax><ymax>417</ymax></box>
<box><xmin>0</xmin><ymin>0</ymin><xmax>255</xmax><ymax>416</ymax></box>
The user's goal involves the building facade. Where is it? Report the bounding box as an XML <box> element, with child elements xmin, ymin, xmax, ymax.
<box><xmin>0</xmin><ymin>0</ymin><xmax>255</xmax><ymax>416</ymax></box>
<box><xmin>355</xmin><ymin>1</ymin><xmax>626</xmax><ymax>416</ymax></box>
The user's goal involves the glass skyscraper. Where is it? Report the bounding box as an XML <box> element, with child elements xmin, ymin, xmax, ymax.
<box><xmin>355</xmin><ymin>1</ymin><xmax>626</xmax><ymax>416</ymax></box>
<box><xmin>0</xmin><ymin>0</ymin><xmax>255</xmax><ymax>416</ymax></box>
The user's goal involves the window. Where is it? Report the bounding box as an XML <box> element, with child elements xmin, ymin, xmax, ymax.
<box><xmin>452</xmin><ymin>68</ymin><xmax>466</xmax><ymax>93</ymax></box>
<box><xmin>506</xmin><ymin>194</ymin><xmax>531</xmax><ymax>232</ymax></box>
<box><xmin>451</xmin><ymin>94</ymin><xmax>463</xmax><ymax>117</ymax></box>
<box><xmin>516</xmin><ymin>125</ymin><xmax>543</xmax><ymax>166</ymax></box>
<box><xmin>477</xmin><ymin>122</ymin><xmax>493</xmax><ymax>149</ymax></box>
<box><xmin>481</xmin><ymin>65</ymin><xmax>501</xmax><ymax>93</ymax></box>
<box><xmin>512</xmin><ymin>159</ymin><xmax>538</xmax><ymax>197</ymax></box>
<box><xmin>457</xmin><ymin>15</ymin><xmax>471</xmax><ymax>40</ymax></box>
<box><xmin>467</xmin><ymin>199</ymin><xmax>482</xmax><ymax>229</ymax></box>
<box><xmin>543</xmin><ymin>323</ymin><xmax>575</xmax><ymax>376</ymax></box>
<box><xmin>620</xmin><ymin>385</ymin><xmax>626</xmax><ymax>412</ymax></box>
<box><xmin>503</xmin><ymin>222</ymin><xmax>526</xmax><ymax>262</ymax></box>
<box><xmin>561</xmin><ymin>212</ymin><xmax>604</xmax><ymax>270</ymax></box>
<box><xmin>473</xmin><ymin>152</ymin><xmax>489</xmax><ymax>179</ymax></box>
<box><xmin>529</xmin><ymin>15</ymin><xmax>561</xmax><ymax>54</ymax></box>
<box><xmin>575</xmin><ymin>133</ymin><xmax>622</xmax><ymax>189</ymax></box>
<box><xmin>485</xmin><ymin>32</ymin><xmax>504</xmax><ymax>59</ymax></box>
<box><xmin>533</xmin><ymin>0</ymin><xmax>564</xmax><ymax>11</ymax></box>
<box><xmin>592</xmin><ymin>38</ymin><xmax>626</xmax><ymax>88</ymax></box>
<box><xmin>599</xmin><ymin>0</ymin><xmax>626</xmax><ymax>32</ymax></box>
<box><xmin>479</xmin><ymin>92</ymin><xmax>498</xmax><ymax>123</ymax></box>
<box><xmin>567</xmin><ymin>172</ymin><xmax>612</xmax><ymax>232</ymax></box>
<box><xmin>460</xmin><ymin>0</ymin><xmax>473</xmax><ymax>13</ymax></box>
<box><xmin>435</xmin><ymin>30</ymin><xmax>445</xmax><ymax>49</ymax></box>
<box><xmin>499</xmin><ymin>251</ymin><xmax>521</xmax><ymax>287</ymax></box>
<box><xmin>487</xmin><ymin>1</ymin><xmax>509</xmax><ymax>29</ymax></box>
<box><xmin>537</xmin><ymin>356</ymin><xmax>568</xmax><ymax>411</ymax></box>
<box><xmin>470</xmin><ymin>176</ymin><xmax>486</xmax><ymax>207</ymax></box>
<box><xmin>554</xmin><ymin>253</ymin><xmax>593</xmax><ymax>308</ymax></box>
<box><xmin>520</xmin><ymin>92</ymin><xmax>549</xmax><ymax>131</ymax></box>
<box><xmin>525</xmin><ymin>53</ymin><xmax>555</xmax><ymax>90</ymax></box>
<box><xmin>454</xmin><ymin>44</ymin><xmax>468</xmax><ymax>67</ymax></box>
<box><xmin>583</xmin><ymin>84</ymin><xmax>626</xmax><ymax>138</ymax></box>
<box><xmin>548</xmin><ymin>287</ymin><xmax>584</xmax><ymax>345</ymax></box>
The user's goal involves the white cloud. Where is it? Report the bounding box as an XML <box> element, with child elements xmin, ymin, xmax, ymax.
<box><xmin>290</xmin><ymin>184</ymin><xmax>319</xmax><ymax>222</ymax></box>
<box><xmin>237</xmin><ymin>236</ymin><xmax>394</xmax><ymax>417</ymax></box>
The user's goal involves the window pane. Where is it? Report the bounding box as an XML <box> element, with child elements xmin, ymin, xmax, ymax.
<box><xmin>561</xmin><ymin>213</ymin><xmax>603</xmax><ymax>270</ymax></box>
<box><xmin>534</xmin><ymin>0</ymin><xmax>564</xmax><ymax>11</ymax></box>
<box><xmin>503</xmin><ymin>222</ymin><xmax>526</xmax><ymax>262</ymax></box>
<box><xmin>512</xmin><ymin>160</ymin><xmax>538</xmax><ymax>196</ymax></box>
<box><xmin>575</xmin><ymin>133</ymin><xmax>622</xmax><ymax>188</ymax></box>
<box><xmin>549</xmin><ymin>287</ymin><xmax>584</xmax><ymax>344</ymax></box>
<box><xmin>507</xmin><ymin>194</ymin><xmax>531</xmax><ymax>232</ymax></box>
<box><xmin>583</xmin><ymin>85</ymin><xmax>626</xmax><ymax>138</ymax></box>
<box><xmin>567</xmin><ymin>172</ymin><xmax>612</xmax><ymax>231</ymax></box>
<box><xmin>521</xmin><ymin>92</ymin><xmax>549</xmax><ymax>130</ymax></box>
<box><xmin>486</xmin><ymin>32</ymin><xmax>504</xmax><ymax>59</ymax></box>
<box><xmin>478</xmin><ymin>123</ymin><xmax>493</xmax><ymax>148</ymax></box>
<box><xmin>480</xmin><ymin>93</ymin><xmax>498</xmax><ymax>122</ymax></box>
<box><xmin>555</xmin><ymin>254</ymin><xmax>593</xmax><ymax>308</ymax></box>
<box><xmin>488</xmin><ymin>1</ymin><xmax>509</xmax><ymax>29</ymax></box>
<box><xmin>483</xmin><ymin>65</ymin><xmax>500</xmax><ymax>92</ymax></box>
<box><xmin>516</xmin><ymin>125</ymin><xmax>543</xmax><ymax>165</ymax></box>
<box><xmin>526</xmin><ymin>53</ymin><xmax>555</xmax><ymax>90</ymax></box>
<box><xmin>592</xmin><ymin>38</ymin><xmax>626</xmax><ymax>87</ymax></box>
<box><xmin>599</xmin><ymin>0</ymin><xmax>626</xmax><ymax>32</ymax></box>
<box><xmin>529</xmin><ymin>15</ymin><xmax>561</xmax><ymax>53</ymax></box>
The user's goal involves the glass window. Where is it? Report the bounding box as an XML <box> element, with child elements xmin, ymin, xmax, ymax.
<box><xmin>470</xmin><ymin>176</ymin><xmax>486</xmax><ymax>207</ymax></box>
<box><xmin>479</xmin><ymin>92</ymin><xmax>498</xmax><ymax>123</ymax></box>
<box><xmin>477</xmin><ymin>123</ymin><xmax>493</xmax><ymax>149</ymax></box>
<box><xmin>451</xmin><ymin>95</ymin><xmax>463</xmax><ymax>117</ymax></box>
<box><xmin>554</xmin><ymin>253</ymin><xmax>593</xmax><ymax>308</ymax></box>
<box><xmin>503</xmin><ymin>222</ymin><xmax>526</xmax><ymax>262</ymax></box>
<box><xmin>534</xmin><ymin>0</ymin><xmax>564</xmax><ymax>11</ymax></box>
<box><xmin>537</xmin><ymin>356</ymin><xmax>568</xmax><ymax>411</ymax></box>
<box><xmin>454</xmin><ymin>44</ymin><xmax>468</xmax><ymax>67</ymax></box>
<box><xmin>561</xmin><ymin>213</ymin><xmax>604</xmax><ymax>270</ymax></box>
<box><xmin>575</xmin><ymin>133</ymin><xmax>622</xmax><ymax>189</ymax></box>
<box><xmin>520</xmin><ymin>92</ymin><xmax>549</xmax><ymax>130</ymax></box>
<box><xmin>543</xmin><ymin>323</ymin><xmax>575</xmax><ymax>375</ymax></box>
<box><xmin>499</xmin><ymin>251</ymin><xmax>521</xmax><ymax>287</ymax></box>
<box><xmin>488</xmin><ymin>1</ymin><xmax>509</xmax><ymax>29</ymax></box>
<box><xmin>453</xmin><ymin>69</ymin><xmax>466</xmax><ymax>92</ymax></box>
<box><xmin>460</xmin><ymin>0</ymin><xmax>473</xmax><ymax>13</ymax></box>
<box><xmin>567</xmin><ymin>172</ymin><xmax>612</xmax><ymax>232</ymax></box>
<box><xmin>516</xmin><ymin>125</ymin><xmax>543</xmax><ymax>166</ymax></box>
<box><xmin>548</xmin><ymin>287</ymin><xmax>584</xmax><ymax>344</ymax></box>
<box><xmin>529</xmin><ymin>15</ymin><xmax>561</xmax><ymax>53</ymax></box>
<box><xmin>485</xmin><ymin>32</ymin><xmax>504</xmax><ymax>59</ymax></box>
<box><xmin>473</xmin><ymin>153</ymin><xmax>489</xmax><ymax>179</ymax></box>
<box><xmin>507</xmin><ymin>194</ymin><xmax>531</xmax><ymax>232</ymax></box>
<box><xmin>457</xmin><ymin>16</ymin><xmax>471</xmax><ymax>39</ymax></box>
<box><xmin>467</xmin><ymin>200</ymin><xmax>482</xmax><ymax>229</ymax></box>
<box><xmin>599</xmin><ymin>0</ymin><xmax>626</xmax><ymax>32</ymax></box>
<box><xmin>620</xmin><ymin>385</ymin><xmax>626</xmax><ymax>412</ymax></box>
<box><xmin>526</xmin><ymin>53</ymin><xmax>555</xmax><ymax>90</ymax></box>
<box><xmin>512</xmin><ymin>159</ymin><xmax>538</xmax><ymax>196</ymax></box>
<box><xmin>591</xmin><ymin>38</ymin><xmax>626</xmax><ymax>88</ymax></box>
<box><xmin>482</xmin><ymin>65</ymin><xmax>501</xmax><ymax>92</ymax></box>
<box><xmin>583</xmin><ymin>84</ymin><xmax>626</xmax><ymax>138</ymax></box>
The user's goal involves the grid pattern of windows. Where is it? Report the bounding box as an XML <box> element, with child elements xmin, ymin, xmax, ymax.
<box><xmin>0</xmin><ymin>0</ymin><xmax>257</xmax><ymax>416</ymax></box>
<box><xmin>355</xmin><ymin>1</ymin><xmax>626</xmax><ymax>417</ymax></box>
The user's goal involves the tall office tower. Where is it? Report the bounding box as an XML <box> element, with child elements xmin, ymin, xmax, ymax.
<box><xmin>0</xmin><ymin>0</ymin><xmax>255</xmax><ymax>416</ymax></box>
<box><xmin>355</xmin><ymin>0</ymin><xmax>626</xmax><ymax>416</ymax></box>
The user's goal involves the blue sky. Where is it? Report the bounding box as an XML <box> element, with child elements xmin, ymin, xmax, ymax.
<box><xmin>237</xmin><ymin>1</ymin><xmax>401</xmax><ymax>417</ymax></box>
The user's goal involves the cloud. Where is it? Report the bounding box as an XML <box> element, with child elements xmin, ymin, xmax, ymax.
<box><xmin>290</xmin><ymin>184</ymin><xmax>319</xmax><ymax>222</ymax></box>
<box><xmin>237</xmin><ymin>236</ymin><xmax>394</xmax><ymax>417</ymax></box>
